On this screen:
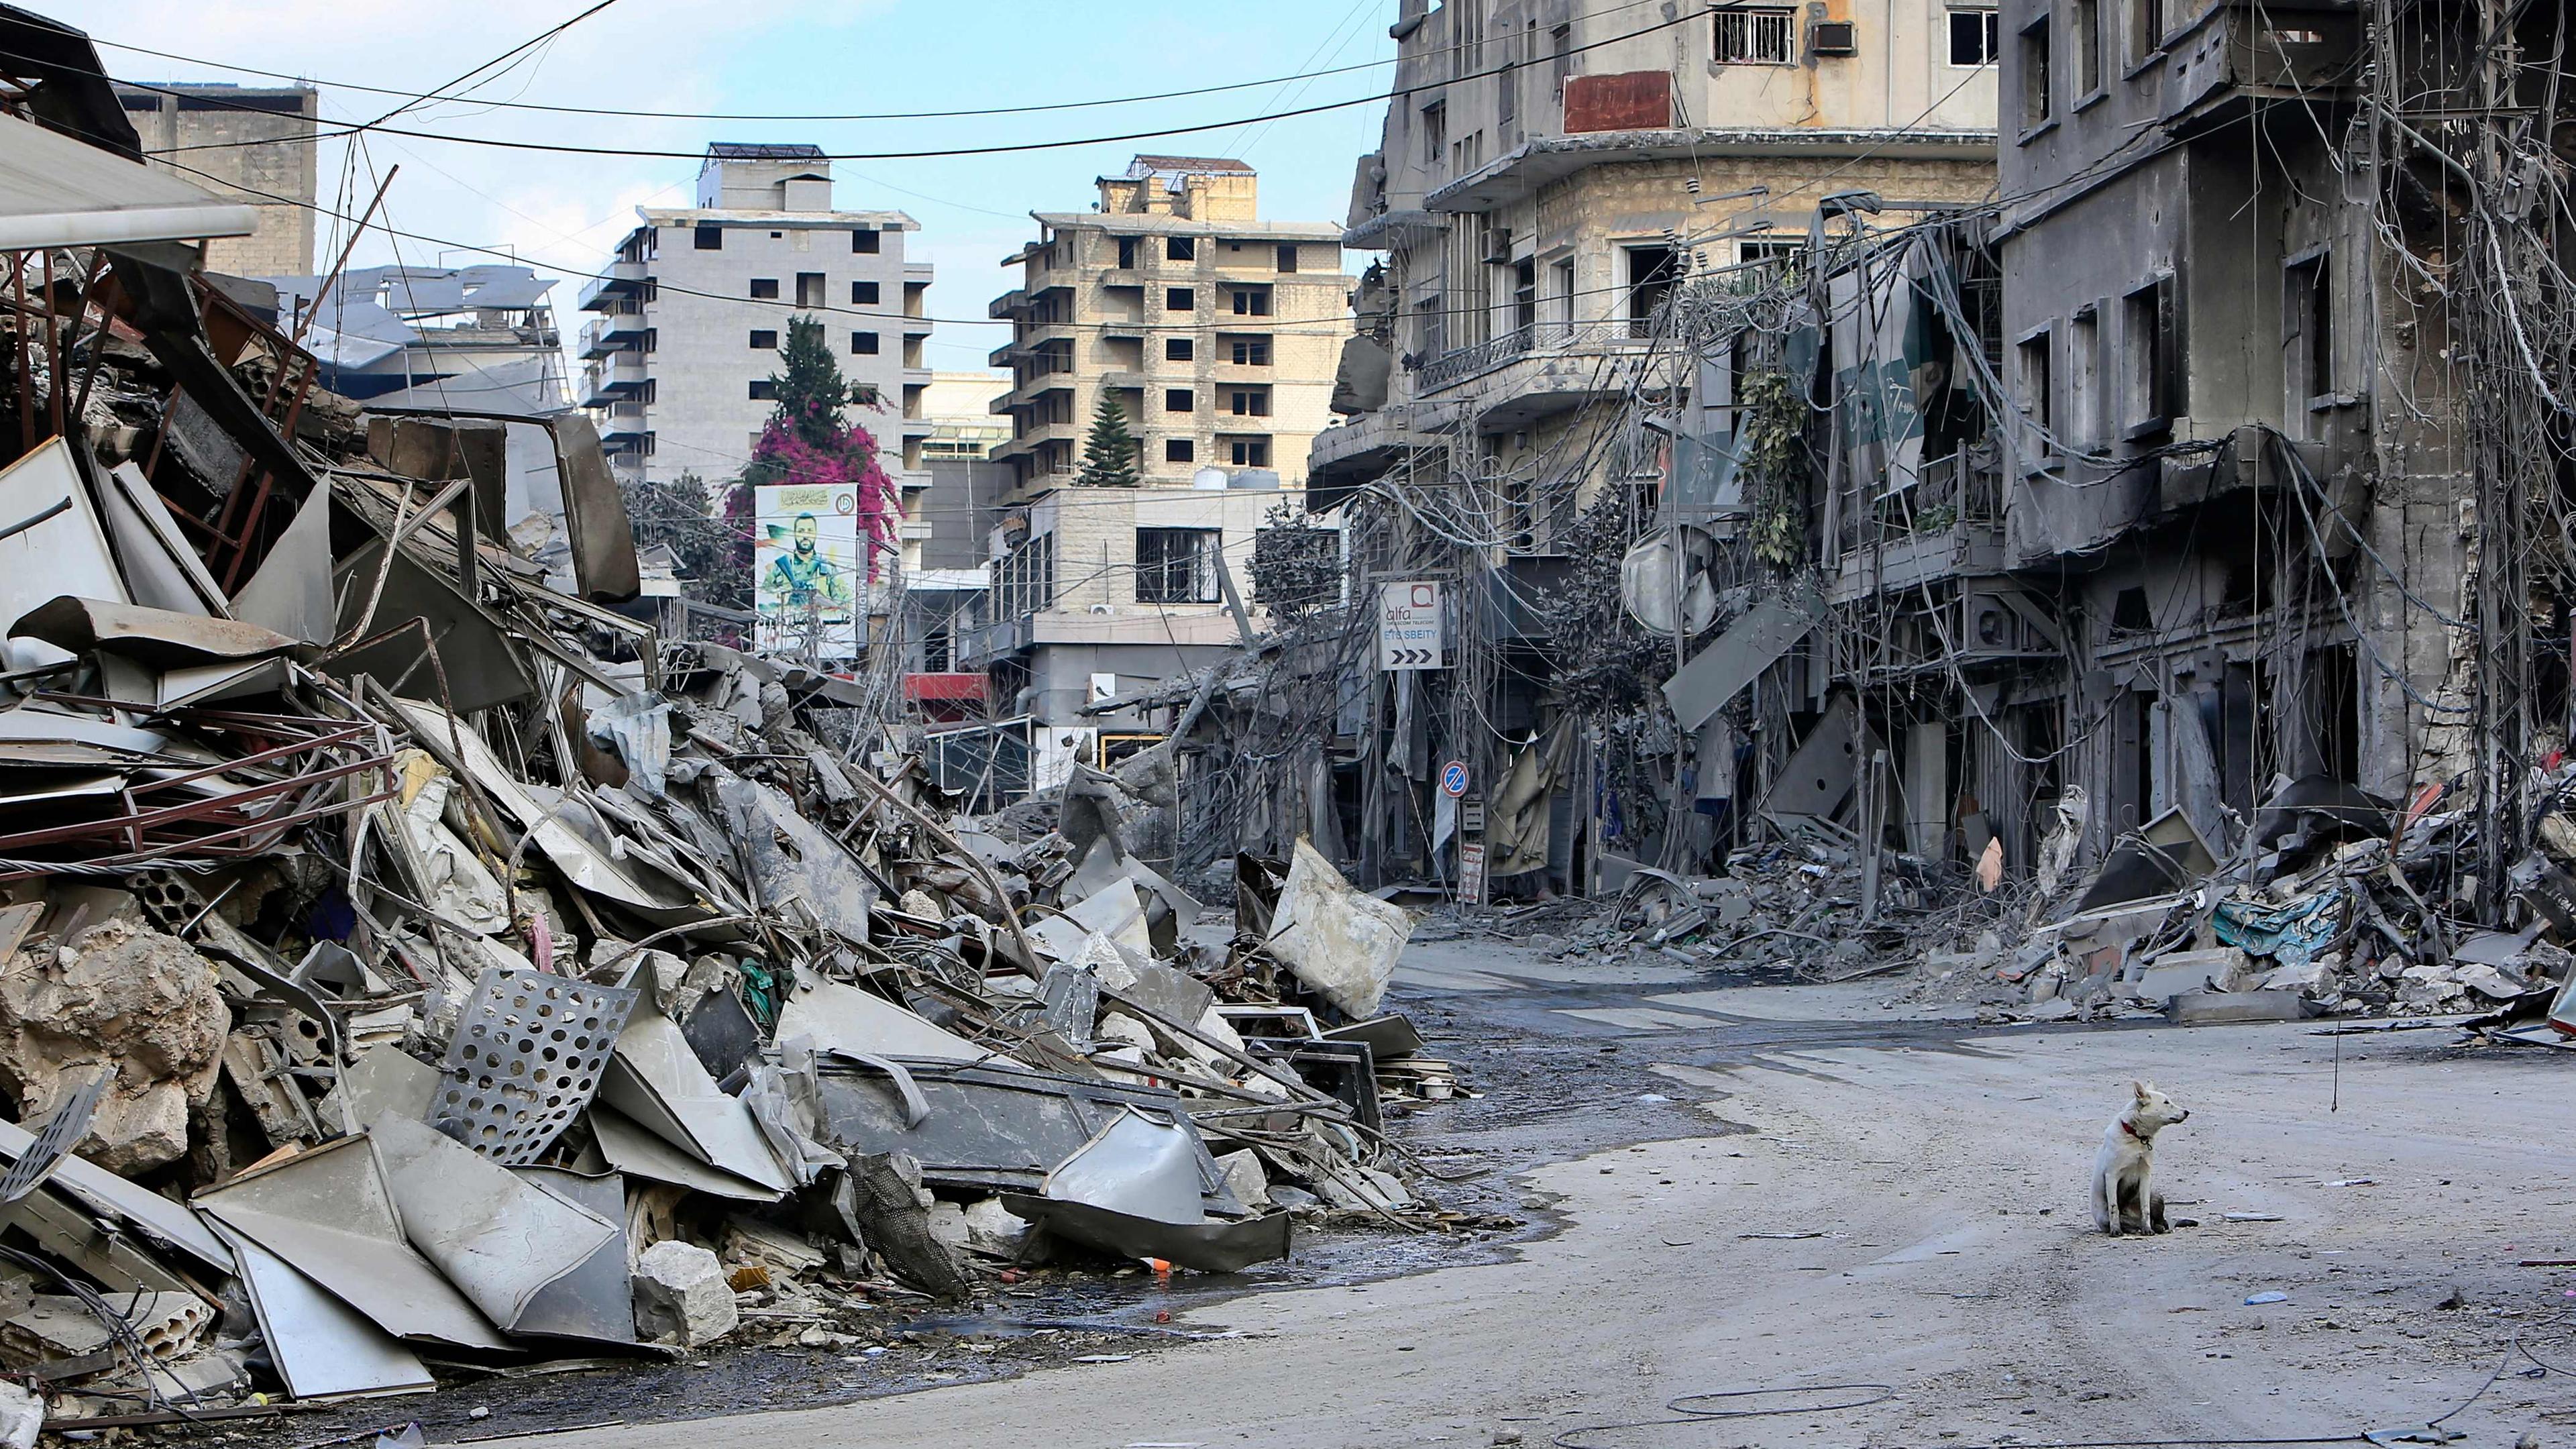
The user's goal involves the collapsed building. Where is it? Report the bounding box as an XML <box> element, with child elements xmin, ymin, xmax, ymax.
<box><xmin>0</xmin><ymin>9</ymin><xmax>1470</xmax><ymax>1434</ymax></box>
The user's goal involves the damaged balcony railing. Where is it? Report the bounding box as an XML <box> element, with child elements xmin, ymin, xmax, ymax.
<box><xmin>1410</xmin><ymin>318</ymin><xmax>1642</xmax><ymax>392</ymax></box>
<box><xmin>1841</xmin><ymin>446</ymin><xmax>2003</xmax><ymax>554</ymax></box>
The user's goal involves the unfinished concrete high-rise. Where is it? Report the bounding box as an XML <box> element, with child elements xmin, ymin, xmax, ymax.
<box><xmin>964</xmin><ymin>158</ymin><xmax>1348</xmax><ymax>737</ymax></box>
<box><xmin>114</xmin><ymin>83</ymin><xmax>317</xmax><ymax>277</ymax></box>
<box><xmin>987</xmin><ymin>157</ymin><xmax>1346</xmax><ymax>494</ymax></box>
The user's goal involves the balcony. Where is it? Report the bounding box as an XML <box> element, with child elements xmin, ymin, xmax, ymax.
<box><xmin>2160</xmin><ymin>0</ymin><xmax>2361</xmax><ymax>136</ymax></box>
<box><xmin>577</xmin><ymin>260</ymin><xmax>647</xmax><ymax>313</ymax></box>
<box><xmin>598</xmin><ymin>407</ymin><xmax>651</xmax><ymax>443</ymax></box>
<box><xmin>578</xmin><ymin>313</ymin><xmax>645</xmax><ymax>360</ymax></box>
<box><xmin>988</xmin><ymin>288</ymin><xmax>1028</xmax><ymax>320</ymax></box>
<box><xmin>1827</xmin><ymin>449</ymin><xmax>2008</xmax><ymax>603</ymax></box>
<box><xmin>1409</xmin><ymin>319</ymin><xmax>1659</xmax><ymax>425</ymax></box>
<box><xmin>578</xmin><ymin>353</ymin><xmax>649</xmax><ymax>409</ymax></box>
<box><xmin>1305</xmin><ymin>402</ymin><xmax>1456</xmax><ymax>502</ymax></box>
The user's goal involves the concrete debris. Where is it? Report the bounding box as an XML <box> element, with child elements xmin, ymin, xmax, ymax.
<box><xmin>0</xmin><ymin>18</ymin><xmax>1472</xmax><ymax>1419</ymax></box>
<box><xmin>630</xmin><ymin>1240</ymin><xmax>738</xmax><ymax>1348</ymax></box>
<box><xmin>0</xmin><ymin>919</ymin><xmax>227</xmax><ymax>1174</ymax></box>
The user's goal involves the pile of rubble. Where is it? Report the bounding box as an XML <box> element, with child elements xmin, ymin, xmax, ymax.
<box><xmin>0</xmin><ymin>46</ymin><xmax>1468</xmax><ymax>1439</ymax></box>
<box><xmin>1898</xmin><ymin>782</ymin><xmax>2576</xmax><ymax>1034</ymax></box>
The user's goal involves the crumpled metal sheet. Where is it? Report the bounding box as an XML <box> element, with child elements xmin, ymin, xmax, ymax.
<box><xmin>711</xmin><ymin>770</ymin><xmax>876</xmax><ymax>943</ymax></box>
<box><xmin>507</xmin><ymin>1167</ymin><xmax>637</xmax><ymax>1346</ymax></box>
<box><xmin>587</xmin><ymin>1104</ymin><xmax>782</xmax><ymax>1203</ymax></box>
<box><xmin>211</xmin><ymin>1223</ymin><xmax>433</xmax><ymax>1402</ymax></box>
<box><xmin>813</xmin><ymin>1058</ymin><xmax>1241</xmax><ymax>1212</ymax></box>
<box><xmin>372</xmin><ymin>1114</ymin><xmax>621</xmax><ymax>1337</ymax></box>
<box><xmin>775</xmin><ymin>971</ymin><xmax>991</xmax><ymax>1064</ymax></box>
<box><xmin>1044</xmin><ymin>1108</ymin><xmax>1204</xmax><ymax>1225</ymax></box>
<box><xmin>599</xmin><ymin>1011</ymin><xmax>792</xmax><ymax>1192</ymax></box>
<box><xmin>191</xmin><ymin>1134</ymin><xmax>510</xmax><ymax>1351</ymax></box>
<box><xmin>1000</xmin><ymin>1195</ymin><xmax>1293</xmax><ymax>1275</ymax></box>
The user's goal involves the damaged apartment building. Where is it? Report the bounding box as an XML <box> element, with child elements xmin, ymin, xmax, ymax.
<box><xmin>1291</xmin><ymin>0</ymin><xmax>1998</xmax><ymax>891</ymax></box>
<box><xmin>1739</xmin><ymin>0</ymin><xmax>2539</xmax><ymax>894</ymax></box>
<box><xmin>1199</xmin><ymin>0</ymin><xmax>2571</xmax><ymax>912</ymax></box>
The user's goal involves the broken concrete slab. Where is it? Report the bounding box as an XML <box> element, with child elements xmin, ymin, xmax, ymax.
<box><xmin>1265</xmin><ymin>838</ymin><xmax>1412</xmax><ymax>1020</ymax></box>
<box><xmin>631</xmin><ymin>1241</ymin><xmax>736</xmax><ymax>1348</ymax></box>
<box><xmin>2169</xmin><ymin>989</ymin><xmax>2323</xmax><ymax>1025</ymax></box>
<box><xmin>0</xmin><ymin>918</ymin><xmax>228</xmax><ymax>1175</ymax></box>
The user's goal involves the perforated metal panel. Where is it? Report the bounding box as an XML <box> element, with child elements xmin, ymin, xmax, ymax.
<box><xmin>431</xmin><ymin>969</ymin><xmax>637</xmax><ymax>1166</ymax></box>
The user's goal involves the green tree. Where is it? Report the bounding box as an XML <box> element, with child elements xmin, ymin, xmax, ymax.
<box><xmin>621</xmin><ymin>470</ymin><xmax>750</xmax><ymax>612</ymax></box>
<box><xmin>1077</xmin><ymin>391</ymin><xmax>1141</xmax><ymax>488</ymax></box>
<box><xmin>741</xmin><ymin>315</ymin><xmax>899</xmax><ymax>580</ymax></box>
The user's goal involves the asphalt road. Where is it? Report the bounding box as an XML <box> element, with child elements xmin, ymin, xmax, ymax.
<box><xmin>486</xmin><ymin>938</ymin><xmax>2576</xmax><ymax>1449</ymax></box>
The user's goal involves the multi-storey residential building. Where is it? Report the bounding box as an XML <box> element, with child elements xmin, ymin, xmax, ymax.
<box><xmin>581</xmin><ymin>144</ymin><xmax>935</xmax><ymax>566</ymax></box>
<box><xmin>967</xmin><ymin>158</ymin><xmax>1348</xmax><ymax>730</ymax></box>
<box><xmin>115</xmin><ymin>82</ymin><xmax>317</xmax><ymax>276</ymax></box>
<box><xmin>1301</xmin><ymin>0</ymin><xmax>1999</xmax><ymax>889</ymax></box>
<box><xmin>988</xmin><ymin>157</ymin><xmax>1344</xmax><ymax>494</ymax></box>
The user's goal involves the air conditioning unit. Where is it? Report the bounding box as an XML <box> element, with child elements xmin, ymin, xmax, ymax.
<box><xmin>1482</xmin><ymin>225</ymin><xmax>1513</xmax><ymax>265</ymax></box>
<box><xmin>1957</xmin><ymin>586</ymin><xmax>2065</xmax><ymax>659</ymax></box>
<box><xmin>1811</xmin><ymin>19</ymin><xmax>1858</xmax><ymax>54</ymax></box>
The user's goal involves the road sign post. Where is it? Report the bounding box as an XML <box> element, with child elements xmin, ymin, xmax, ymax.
<box><xmin>1378</xmin><ymin>581</ymin><xmax>1446</xmax><ymax>671</ymax></box>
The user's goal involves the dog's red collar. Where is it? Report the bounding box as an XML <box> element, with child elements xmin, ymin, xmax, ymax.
<box><xmin>2121</xmin><ymin>1120</ymin><xmax>2145</xmax><ymax>1140</ymax></box>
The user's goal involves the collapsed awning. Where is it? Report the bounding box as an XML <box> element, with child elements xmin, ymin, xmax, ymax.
<box><xmin>0</xmin><ymin>111</ymin><xmax>257</xmax><ymax>251</ymax></box>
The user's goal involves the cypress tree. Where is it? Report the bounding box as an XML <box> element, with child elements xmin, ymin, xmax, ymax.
<box><xmin>1077</xmin><ymin>391</ymin><xmax>1142</xmax><ymax>487</ymax></box>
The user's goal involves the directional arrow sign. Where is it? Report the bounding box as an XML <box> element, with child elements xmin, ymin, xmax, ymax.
<box><xmin>1378</xmin><ymin>580</ymin><xmax>1446</xmax><ymax>672</ymax></box>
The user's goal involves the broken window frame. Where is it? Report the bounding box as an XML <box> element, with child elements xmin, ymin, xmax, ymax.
<box><xmin>2120</xmin><ymin>273</ymin><xmax>2182</xmax><ymax>437</ymax></box>
<box><xmin>2125</xmin><ymin>0</ymin><xmax>2166</xmax><ymax>67</ymax></box>
<box><xmin>1134</xmin><ymin>527</ymin><xmax>1224</xmax><ymax>604</ymax></box>
<box><xmin>2019</xmin><ymin>13</ymin><xmax>2054</xmax><ymax>131</ymax></box>
<box><xmin>2070</xmin><ymin>0</ymin><xmax>2104</xmax><ymax>98</ymax></box>
<box><xmin>2016</xmin><ymin>325</ymin><xmax>2055</xmax><ymax>460</ymax></box>
<box><xmin>2284</xmin><ymin>246</ymin><xmax>2333</xmax><ymax>418</ymax></box>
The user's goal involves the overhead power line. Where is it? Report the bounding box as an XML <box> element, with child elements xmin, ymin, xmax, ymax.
<box><xmin>54</xmin><ymin>9</ymin><xmax>1705</xmax><ymax>163</ymax></box>
<box><xmin>40</xmin><ymin>0</ymin><xmax>1666</xmax><ymax>124</ymax></box>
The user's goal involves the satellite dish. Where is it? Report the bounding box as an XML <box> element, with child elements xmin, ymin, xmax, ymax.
<box><xmin>1619</xmin><ymin>525</ymin><xmax>1721</xmax><ymax>635</ymax></box>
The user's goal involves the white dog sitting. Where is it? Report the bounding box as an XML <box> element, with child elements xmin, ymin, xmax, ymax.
<box><xmin>2091</xmin><ymin>1080</ymin><xmax>2190</xmax><ymax>1236</ymax></box>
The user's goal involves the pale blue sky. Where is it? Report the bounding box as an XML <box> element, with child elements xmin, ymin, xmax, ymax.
<box><xmin>85</xmin><ymin>0</ymin><xmax>1395</xmax><ymax>367</ymax></box>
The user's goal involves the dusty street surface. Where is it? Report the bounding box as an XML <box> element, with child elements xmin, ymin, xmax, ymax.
<box><xmin>476</xmin><ymin>936</ymin><xmax>2576</xmax><ymax>1449</ymax></box>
